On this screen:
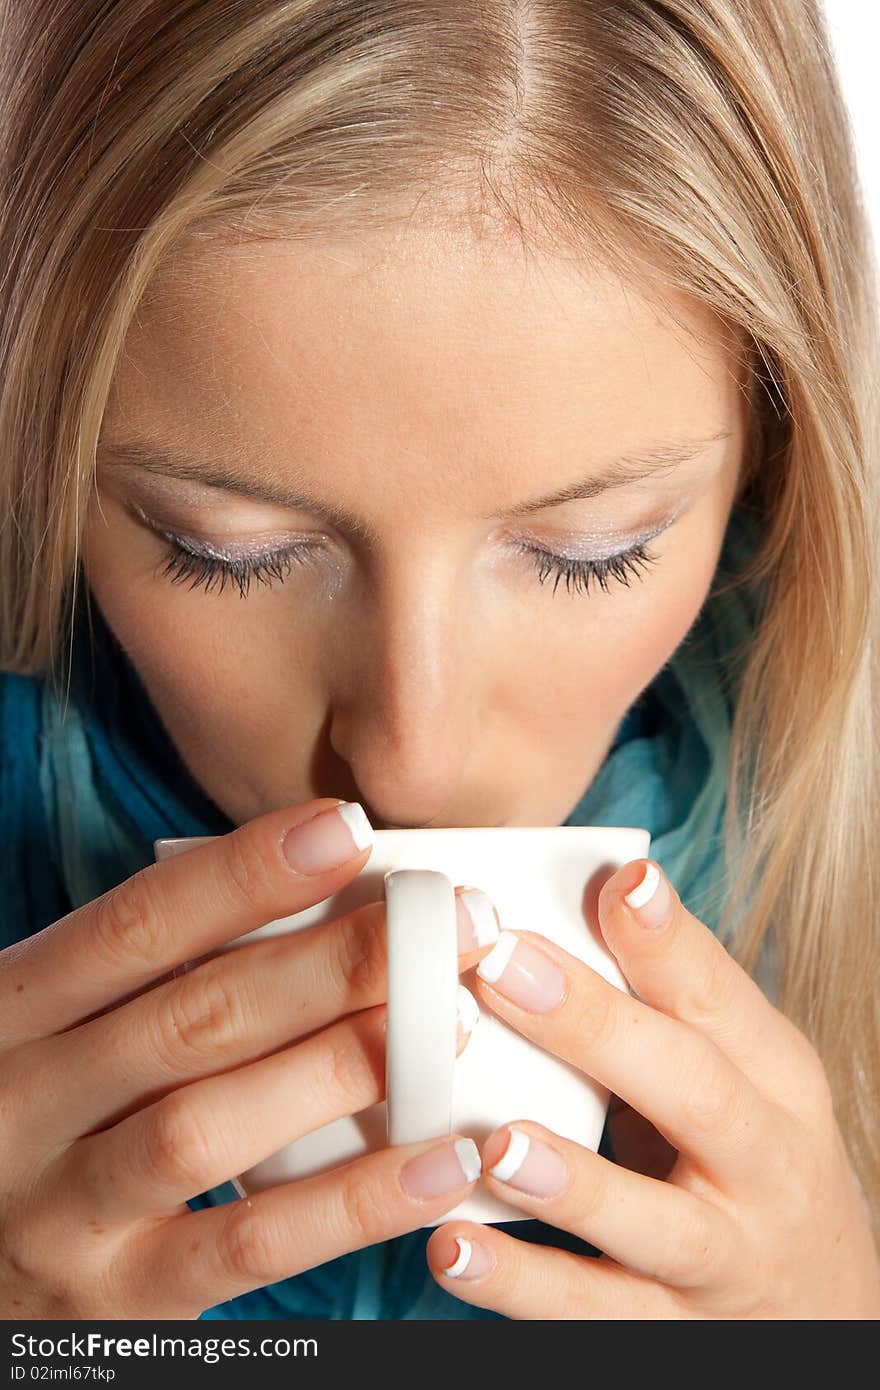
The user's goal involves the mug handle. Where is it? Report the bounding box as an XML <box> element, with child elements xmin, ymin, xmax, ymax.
<box><xmin>384</xmin><ymin>869</ymin><xmax>459</xmax><ymax>1146</ymax></box>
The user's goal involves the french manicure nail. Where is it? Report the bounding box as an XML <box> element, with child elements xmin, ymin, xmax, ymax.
<box><xmin>476</xmin><ymin>931</ymin><xmax>566</xmax><ymax>1012</ymax></box>
<box><xmin>455</xmin><ymin>888</ymin><xmax>500</xmax><ymax>952</ymax></box>
<box><xmin>400</xmin><ymin>1138</ymin><xmax>481</xmax><ymax>1200</ymax></box>
<box><xmin>282</xmin><ymin>802</ymin><xmax>373</xmax><ymax>875</ymax></box>
<box><xmin>488</xmin><ymin>1126</ymin><xmax>567</xmax><ymax>1197</ymax></box>
<box><xmin>456</xmin><ymin>984</ymin><xmax>480</xmax><ymax>1043</ymax></box>
<box><xmin>441</xmin><ymin>1236</ymin><xmax>494</xmax><ymax>1281</ymax></box>
<box><xmin>623</xmin><ymin>860</ymin><xmax>672</xmax><ymax>929</ymax></box>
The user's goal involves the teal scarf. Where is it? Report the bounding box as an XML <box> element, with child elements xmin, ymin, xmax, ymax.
<box><xmin>0</xmin><ymin>503</ymin><xmax>766</xmax><ymax>1319</ymax></box>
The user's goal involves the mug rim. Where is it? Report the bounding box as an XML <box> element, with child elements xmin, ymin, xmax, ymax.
<box><xmin>154</xmin><ymin>823</ymin><xmax>650</xmax><ymax>853</ymax></box>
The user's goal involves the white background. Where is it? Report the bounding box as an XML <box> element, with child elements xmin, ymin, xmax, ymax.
<box><xmin>823</xmin><ymin>2</ymin><xmax>879</xmax><ymax>292</ymax></box>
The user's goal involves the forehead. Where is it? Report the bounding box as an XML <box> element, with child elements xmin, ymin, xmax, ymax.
<box><xmin>104</xmin><ymin>230</ymin><xmax>747</xmax><ymax>472</ymax></box>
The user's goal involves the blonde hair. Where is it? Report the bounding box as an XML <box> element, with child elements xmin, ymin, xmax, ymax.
<box><xmin>1</xmin><ymin>1</ymin><xmax>877</xmax><ymax>1242</ymax></box>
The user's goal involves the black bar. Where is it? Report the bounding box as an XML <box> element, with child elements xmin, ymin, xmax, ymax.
<box><xmin>1</xmin><ymin>1321</ymin><xmax>612</xmax><ymax>1387</ymax></box>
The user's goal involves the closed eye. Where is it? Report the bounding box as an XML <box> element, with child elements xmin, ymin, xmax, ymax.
<box><xmin>153</xmin><ymin>529</ymin><xmax>660</xmax><ymax>600</ymax></box>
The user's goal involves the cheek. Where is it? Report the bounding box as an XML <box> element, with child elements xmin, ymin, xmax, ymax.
<box><xmin>81</xmin><ymin>516</ymin><xmax>314</xmax><ymax>801</ymax></box>
<box><xmin>511</xmin><ymin>516</ymin><xmax>724</xmax><ymax>742</ymax></box>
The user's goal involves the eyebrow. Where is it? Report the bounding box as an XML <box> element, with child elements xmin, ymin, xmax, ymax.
<box><xmin>96</xmin><ymin>430</ymin><xmax>732</xmax><ymax>533</ymax></box>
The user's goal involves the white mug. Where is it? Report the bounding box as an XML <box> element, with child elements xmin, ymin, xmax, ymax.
<box><xmin>154</xmin><ymin>824</ymin><xmax>650</xmax><ymax>1225</ymax></box>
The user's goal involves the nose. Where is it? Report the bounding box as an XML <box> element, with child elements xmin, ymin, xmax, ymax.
<box><xmin>326</xmin><ymin>549</ymin><xmax>480</xmax><ymax>828</ymax></box>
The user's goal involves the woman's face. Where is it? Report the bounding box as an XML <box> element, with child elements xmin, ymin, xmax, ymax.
<box><xmin>83</xmin><ymin>228</ymin><xmax>748</xmax><ymax>830</ymax></box>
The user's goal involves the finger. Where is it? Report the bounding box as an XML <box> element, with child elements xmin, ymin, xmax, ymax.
<box><xmin>58</xmin><ymin>991</ymin><xmax>480</xmax><ymax>1226</ymax></box>
<box><xmin>425</xmin><ymin>1221</ymin><xmax>679</xmax><ymax>1319</ymax></box>
<box><xmin>479</xmin><ymin>1122</ymin><xmax>735</xmax><ymax>1290</ymax></box>
<box><xmin>0</xmin><ymin>798</ymin><xmax>373</xmax><ymax>1044</ymax></box>
<box><xmin>596</xmin><ymin>858</ymin><xmax>813</xmax><ymax>1100</ymax></box>
<box><xmin>129</xmin><ymin>1134</ymin><xmax>483</xmax><ymax>1317</ymax></box>
<box><xmin>473</xmin><ymin>928</ymin><xmax>783</xmax><ymax>1193</ymax></box>
<box><xmin>23</xmin><ymin>886</ymin><xmax>494</xmax><ymax>1150</ymax></box>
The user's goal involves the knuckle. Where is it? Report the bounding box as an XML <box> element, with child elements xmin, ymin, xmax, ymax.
<box><xmin>142</xmin><ymin>1093</ymin><xmax>215</xmax><ymax>1194</ymax></box>
<box><xmin>570</xmin><ymin>1156</ymin><xmax>610</xmax><ymax>1227</ymax></box>
<box><xmin>337</xmin><ymin>1169</ymin><xmax>388</xmax><ymax>1241</ymax></box>
<box><xmin>334</xmin><ymin>911</ymin><xmax>387</xmax><ymax>1003</ymax></box>
<box><xmin>660</xmin><ymin>1205</ymin><xmax>720</xmax><ymax>1287</ymax></box>
<box><xmin>679</xmin><ymin>1045</ymin><xmax>741</xmax><ymax>1137</ymax></box>
<box><xmin>218</xmin><ymin>1202</ymin><xmax>281</xmax><ymax>1286</ymax></box>
<box><xmin>91</xmin><ymin>871</ymin><xmax>166</xmax><ymax>970</ymax></box>
<box><xmin>685</xmin><ymin>940</ymin><xmax>738</xmax><ymax>1025</ymax></box>
<box><xmin>154</xmin><ymin>965</ymin><xmax>248</xmax><ymax>1066</ymax></box>
<box><xmin>0</xmin><ymin>1182</ymin><xmax>84</xmax><ymax>1309</ymax></box>
<box><xmin>1</xmin><ymin>1191</ymin><xmax>72</xmax><ymax>1292</ymax></box>
<box><xmin>569</xmin><ymin>977</ymin><xmax>619</xmax><ymax>1056</ymax></box>
<box><xmin>793</xmin><ymin>1034</ymin><xmax>833</xmax><ymax>1113</ymax></box>
<box><xmin>221</xmin><ymin>827</ymin><xmax>281</xmax><ymax>914</ymax></box>
<box><xmin>319</xmin><ymin>1030</ymin><xmax>374</xmax><ymax>1112</ymax></box>
<box><xmin>775</xmin><ymin>1124</ymin><xmax>823</xmax><ymax>1217</ymax></box>
<box><xmin>64</xmin><ymin>1134</ymin><xmax>105</xmax><ymax>1211</ymax></box>
<box><xmin>794</xmin><ymin>1144</ymin><xmax>824</xmax><ymax>1214</ymax></box>
<box><xmin>557</xmin><ymin>1256</ymin><xmax>600</xmax><ymax>1318</ymax></box>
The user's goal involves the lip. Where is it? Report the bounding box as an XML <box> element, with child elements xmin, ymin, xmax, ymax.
<box><xmin>370</xmin><ymin>820</ymin><xmax>439</xmax><ymax>831</ymax></box>
<box><xmin>343</xmin><ymin>798</ymin><xmax>507</xmax><ymax>831</ymax></box>
<box><xmin>368</xmin><ymin>817</ymin><xmax>508</xmax><ymax>831</ymax></box>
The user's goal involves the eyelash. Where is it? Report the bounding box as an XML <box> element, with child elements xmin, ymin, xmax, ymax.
<box><xmin>156</xmin><ymin>535</ymin><xmax>318</xmax><ymax>599</ymax></box>
<box><xmin>155</xmin><ymin>532</ymin><xmax>660</xmax><ymax>600</ymax></box>
<box><xmin>507</xmin><ymin>539</ymin><xmax>659</xmax><ymax>596</ymax></box>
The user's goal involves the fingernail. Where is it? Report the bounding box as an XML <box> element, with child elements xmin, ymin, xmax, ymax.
<box><xmin>455</xmin><ymin>887</ymin><xmax>500</xmax><ymax>952</ymax></box>
<box><xmin>456</xmin><ymin>984</ymin><xmax>480</xmax><ymax>1046</ymax></box>
<box><xmin>400</xmin><ymin>1138</ymin><xmax>481</xmax><ymax>1200</ymax></box>
<box><xmin>488</xmin><ymin>1126</ymin><xmax>567</xmax><ymax>1197</ymax></box>
<box><xmin>282</xmin><ymin>802</ymin><xmax>373</xmax><ymax>875</ymax></box>
<box><xmin>476</xmin><ymin>931</ymin><xmax>566</xmax><ymax>1012</ymax></box>
<box><xmin>623</xmin><ymin>860</ymin><xmax>672</xmax><ymax>929</ymax></box>
<box><xmin>441</xmin><ymin>1236</ymin><xmax>494</xmax><ymax>1281</ymax></box>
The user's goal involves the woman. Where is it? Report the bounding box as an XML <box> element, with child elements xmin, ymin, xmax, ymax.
<box><xmin>0</xmin><ymin>0</ymin><xmax>878</xmax><ymax>1320</ymax></box>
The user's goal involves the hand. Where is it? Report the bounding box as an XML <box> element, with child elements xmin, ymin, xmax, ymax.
<box><xmin>426</xmin><ymin>858</ymin><xmax>880</xmax><ymax>1319</ymax></box>
<box><xmin>0</xmin><ymin>798</ymin><xmax>493</xmax><ymax>1319</ymax></box>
